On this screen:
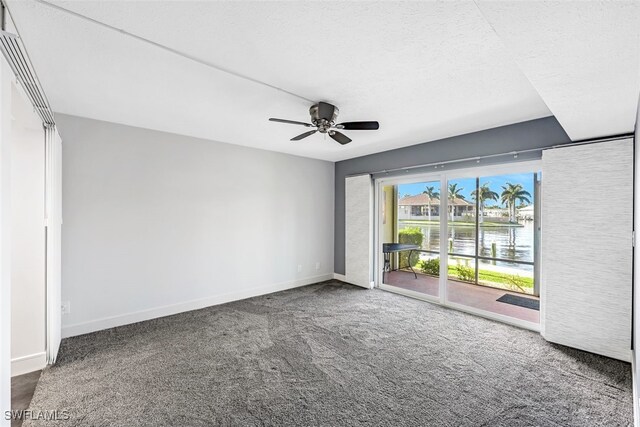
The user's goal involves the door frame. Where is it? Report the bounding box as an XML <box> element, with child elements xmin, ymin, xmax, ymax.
<box><xmin>374</xmin><ymin>160</ymin><xmax>542</xmax><ymax>331</ymax></box>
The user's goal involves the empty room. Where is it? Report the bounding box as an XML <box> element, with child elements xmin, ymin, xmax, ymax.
<box><xmin>1</xmin><ymin>0</ymin><xmax>639</xmax><ymax>426</ymax></box>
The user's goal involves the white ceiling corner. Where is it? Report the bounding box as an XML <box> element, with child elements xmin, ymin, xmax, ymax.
<box><xmin>476</xmin><ymin>0</ymin><xmax>640</xmax><ymax>141</ymax></box>
<box><xmin>5</xmin><ymin>1</ymin><xmax>637</xmax><ymax>161</ymax></box>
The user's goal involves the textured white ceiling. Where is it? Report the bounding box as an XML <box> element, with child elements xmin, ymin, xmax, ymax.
<box><xmin>476</xmin><ymin>0</ymin><xmax>640</xmax><ymax>141</ymax></box>
<box><xmin>8</xmin><ymin>1</ymin><xmax>636</xmax><ymax>161</ymax></box>
<box><xmin>4</xmin><ymin>0</ymin><xmax>557</xmax><ymax>161</ymax></box>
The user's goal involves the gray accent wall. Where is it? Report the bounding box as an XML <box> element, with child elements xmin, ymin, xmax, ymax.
<box><xmin>334</xmin><ymin>116</ymin><xmax>571</xmax><ymax>275</ymax></box>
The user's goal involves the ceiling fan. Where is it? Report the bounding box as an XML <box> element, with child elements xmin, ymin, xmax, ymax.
<box><xmin>269</xmin><ymin>102</ymin><xmax>379</xmax><ymax>145</ymax></box>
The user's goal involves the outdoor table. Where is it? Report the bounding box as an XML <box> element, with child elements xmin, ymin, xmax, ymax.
<box><xmin>382</xmin><ymin>243</ymin><xmax>419</xmax><ymax>283</ymax></box>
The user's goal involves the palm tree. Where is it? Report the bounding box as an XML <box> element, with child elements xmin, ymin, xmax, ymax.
<box><xmin>500</xmin><ymin>183</ymin><xmax>531</xmax><ymax>223</ymax></box>
<box><xmin>471</xmin><ymin>183</ymin><xmax>499</xmax><ymax>224</ymax></box>
<box><xmin>448</xmin><ymin>183</ymin><xmax>464</xmax><ymax>221</ymax></box>
<box><xmin>422</xmin><ymin>186</ymin><xmax>439</xmax><ymax>221</ymax></box>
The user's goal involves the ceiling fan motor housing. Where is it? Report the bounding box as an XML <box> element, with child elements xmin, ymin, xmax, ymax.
<box><xmin>310</xmin><ymin>103</ymin><xmax>339</xmax><ymax>133</ymax></box>
<box><xmin>268</xmin><ymin>103</ymin><xmax>378</xmax><ymax>144</ymax></box>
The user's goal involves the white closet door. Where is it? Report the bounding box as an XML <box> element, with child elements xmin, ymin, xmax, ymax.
<box><xmin>542</xmin><ymin>139</ymin><xmax>632</xmax><ymax>361</ymax></box>
<box><xmin>45</xmin><ymin>128</ymin><xmax>62</xmax><ymax>364</ymax></box>
<box><xmin>345</xmin><ymin>174</ymin><xmax>373</xmax><ymax>289</ymax></box>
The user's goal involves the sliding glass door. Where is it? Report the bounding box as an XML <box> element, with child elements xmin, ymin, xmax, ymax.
<box><xmin>445</xmin><ymin>177</ymin><xmax>477</xmax><ymax>287</ymax></box>
<box><xmin>377</xmin><ymin>162</ymin><xmax>541</xmax><ymax>328</ymax></box>
<box><xmin>380</xmin><ymin>180</ymin><xmax>443</xmax><ymax>299</ymax></box>
<box><xmin>445</xmin><ymin>172</ymin><xmax>539</xmax><ymax>324</ymax></box>
<box><xmin>477</xmin><ymin>173</ymin><xmax>537</xmax><ymax>294</ymax></box>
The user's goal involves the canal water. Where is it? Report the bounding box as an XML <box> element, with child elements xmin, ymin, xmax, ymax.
<box><xmin>399</xmin><ymin>221</ymin><xmax>534</xmax><ymax>271</ymax></box>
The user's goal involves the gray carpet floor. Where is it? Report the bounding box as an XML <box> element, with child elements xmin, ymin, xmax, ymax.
<box><xmin>25</xmin><ymin>281</ymin><xmax>632</xmax><ymax>426</ymax></box>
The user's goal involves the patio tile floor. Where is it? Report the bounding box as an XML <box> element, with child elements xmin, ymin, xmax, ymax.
<box><xmin>383</xmin><ymin>270</ymin><xmax>540</xmax><ymax>324</ymax></box>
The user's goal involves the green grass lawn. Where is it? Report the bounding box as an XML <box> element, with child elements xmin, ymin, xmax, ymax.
<box><xmin>473</xmin><ymin>268</ymin><xmax>533</xmax><ymax>288</ymax></box>
<box><xmin>444</xmin><ymin>265</ymin><xmax>533</xmax><ymax>288</ymax></box>
<box><xmin>407</xmin><ymin>261</ymin><xmax>534</xmax><ymax>292</ymax></box>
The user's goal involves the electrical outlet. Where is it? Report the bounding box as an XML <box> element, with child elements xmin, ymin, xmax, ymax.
<box><xmin>61</xmin><ymin>301</ymin><xmax>71</xmax><ymax>315</ymax></box>
<box><xmin>297</xmin><ymin>264</ymin><xmax>302</xmax><ymax>273</ymax></box>
<box><xmin>315</xmin><ymin>262</ymin><xmax>321</xmax><ymax>271</ymax></box>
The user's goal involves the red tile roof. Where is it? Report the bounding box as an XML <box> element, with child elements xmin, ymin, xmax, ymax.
<box><xmin>398</xmin><ymin>194</ymin><xmax>472</xmax><ymax>206</ymax></box>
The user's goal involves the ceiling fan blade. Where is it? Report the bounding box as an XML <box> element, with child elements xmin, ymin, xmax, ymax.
<box><xmin>269</xmin><ymin>118</ymin><xmax>312</xmax><ymax>127</ymax></box>
<box><xmin>317</xmin><ymin>102</ymin><xmax>336</xmax><ymax>120</ymax></box>
<box><xmin>329</xmin><ymin>131</ymin><xmax>352</xmax><ymax>145</ymax></box>
<box><xmin>291</xmin><ymin>130</ymin><xmax>317</xmax><ymax>141</ymax></box>
<box><xmin>337</xmin><ymin>121</ymin><xmax>379</xmax><ymax>130</ymax></box>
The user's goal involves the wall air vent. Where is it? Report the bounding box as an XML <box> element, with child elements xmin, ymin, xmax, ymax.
<box><xmin>0</xmin><ymin>30</ymin><xmax>54</xmax><ymax>125</ymax></box>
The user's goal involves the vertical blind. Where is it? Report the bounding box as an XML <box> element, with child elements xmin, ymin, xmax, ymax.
<box><xmin>345</xmin><ymin>175</ymin><xmax>373</xmax><ymax>289</ymax></box>
<box><xmin>0</xmin><ymin>27</ymin><xmax>61</xmax><ymax>363</ymax></box>
<box><xmin>45</xmin><ymin>127</ymin><xmax>62</xmax><ymax>363</ymax></box>
<box><xmin>541</xmin><ymin>138</ymin><xmax>632</xmax><ymax>361</ymax></box>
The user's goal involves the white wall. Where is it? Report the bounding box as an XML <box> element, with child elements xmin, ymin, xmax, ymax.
<box><xmin>57</xmin><ymin>114</ymin><xmax>334</xmax><ymax>337</ymax></box>
<box><xmin>10</xmin><ymin>84</ymin><xmax>46</xmax><ymax>375</ymax></box>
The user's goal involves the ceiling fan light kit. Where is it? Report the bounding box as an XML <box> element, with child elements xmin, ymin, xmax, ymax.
<box><xmin>269</xmin><ymin>102</ymin><xmax>379</xmax><ymax>145</ymax></box>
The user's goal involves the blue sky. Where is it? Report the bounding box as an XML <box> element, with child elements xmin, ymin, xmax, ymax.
<box><xmin>398</xmin><ymin>173</ymin><xmax>535</xmax><ymax>207</ymax></box>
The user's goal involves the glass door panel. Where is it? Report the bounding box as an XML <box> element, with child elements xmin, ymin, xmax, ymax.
<box><xmin>445</xmin><ymin>177</ymin><xmax>478</xmax><ymax>304</ymax></box>
<box><xmin>477</xmin><ymin>173</ymin><xmax>536</xmax><ymax>296</ymax></box>
<box><xmin>477</xmin><ymin>259</ymin><xmax>534</xmax><ymax>295</ymax></box>
<box><xmin>445</xmin><ymin>172</ymin><xmax>539</xmax><ymax>324</ymax></box>
<box><xmin>381</xmin><ymin>180</ymin><xmax>442</xmax><ymax>298</ymax></box>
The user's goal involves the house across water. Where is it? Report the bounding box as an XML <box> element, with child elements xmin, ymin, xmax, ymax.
<box><xmin>398</xmin><ymin>194</ymin><xmax>474</xmax><ymax>220</ymax></box>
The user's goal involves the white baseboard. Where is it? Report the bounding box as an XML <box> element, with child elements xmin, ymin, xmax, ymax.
<box><xmin>12</xmin><ymin>352</ymin><xmax>46</xmax><ymax>377</ymax></box>
<box><xmin>62</xmin><ymin>273</ymin><xmax>333</xmax><ymax>338</ymax></box>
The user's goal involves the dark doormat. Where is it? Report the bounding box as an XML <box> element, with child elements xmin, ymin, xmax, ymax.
<box><xmin>496</xmin><ymin>294</ymin><xmax>540</xmax><ymax>311</ymax></box>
